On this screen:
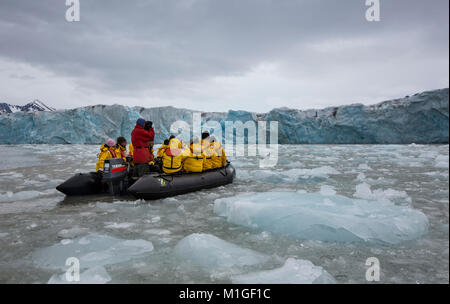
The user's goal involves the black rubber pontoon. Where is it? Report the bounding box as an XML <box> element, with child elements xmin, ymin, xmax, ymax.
<box><xmin>56</xmin><ymin>172</ymin><xmax>103</xmax><ymax>196</ymax></box>
<box><xmin>56</xmin><ymin>159</ymin><xmax>236</xmax><ymax>199</ymax></box>
<box><xmin>56</xmin><ymin>158</ymin><xmax>128</xmax><ymax>196</ymax></box>
<box><xmin>127</xmin><ymin>163</ymin><xmax>236</xmax><ymax>200</ymax></box>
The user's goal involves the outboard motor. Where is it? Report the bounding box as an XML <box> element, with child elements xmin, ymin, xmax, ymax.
<box><xmin>102</xmin><ymin>158</ymin><xmax>128</xmax><ymax>195</ymax></box>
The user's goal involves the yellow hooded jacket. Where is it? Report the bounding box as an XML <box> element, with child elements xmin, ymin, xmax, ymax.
<box><xmin>201</xmin><ymin>139</ymin><xmax>213</xmax><ymax>170</ymax></box>
<box><xmin>96</xmin><ymin>144</ymin><xmax>117</xmax><ymax>172</ymax></box>
<box><xmin>114</xmin><ymin>144</ymin><xmax>127</xmax><ymax>162</ymax></box>
<box><xmin>210</xmin><ymin>142</ymin><xmax>227</xmax><ymax>168</ymax></box>
<box><xmin>157</xmin><ymin>144</ymin><xmax>168</xmax><ymax>159</ymax></box>
<box><xmin>183</xmin><ymin>143</ymin><xmax>205</xmax><ymax>173</ymax></box>
<box><xmin>162</xmin><ymin>138</ymin><xmax>184</xmax><ymax>174</ymax></box>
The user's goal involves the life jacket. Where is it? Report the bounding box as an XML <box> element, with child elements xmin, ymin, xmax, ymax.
<box><xmin>210</xmin><ymin>142</ymin><xmax>226</xmax><ymax>168</ymax></box>
<box><xmin>157</xmin><ymin>144</ymin><xmax>168</xmax><ymax>159</ymax></box>
<box><xmin>96</xmin><ymin>144</ymin><xmax>117</xmax><ymax>171</ymax></box>
<box><xmin>115</xmin><ymin>144</ymin><xmax>127</xmax><ymax>161</ymax></box>
<box><xmin>162</xmin><ymin>138</ymin><xmax>183</xmax><ymax>174</ymax></box>
<box><xmin>128</xmin><ymin>144</ymin><xmax>134</xmax><ymax>158</ymax></box>
<box><xmin>201</xmin><ymin>139</ymin><xmax>213</xmax><ymax>170</ymax></box>
<box><xmin>183</xmin><ymin>143</ymin><xmax>204</xmax><ymax>173</ymax></box>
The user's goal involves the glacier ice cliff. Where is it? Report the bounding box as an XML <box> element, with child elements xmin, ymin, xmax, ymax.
<box><xmin>0</xmin><ymin>88</ymin><xmax>448</xmax><ymax>144</ymax></box>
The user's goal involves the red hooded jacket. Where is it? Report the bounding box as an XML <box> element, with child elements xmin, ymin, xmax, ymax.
<box><xmin>131</xmin><ymin>125</ymin><xmax>155</xmax><ymax>164</ymax></box>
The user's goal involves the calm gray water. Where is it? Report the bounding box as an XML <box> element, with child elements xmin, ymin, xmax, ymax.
<box><xmin>0</xmin><ymin>144</ymin><xmax>448</xmax><ymax>283</ymax></box>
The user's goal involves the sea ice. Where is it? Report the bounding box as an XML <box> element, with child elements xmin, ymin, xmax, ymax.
<box><xmin>214</xmin><ymin>191</ymin><xmax>428</xmax><ymax>244</ymax></box>
<box><xmin>33</xmin><ymin>234</ymin><xmax>154</xmax><ymax>270</ymax></box>
<box><xmin>435</xmin><ymin>155</ymin><xmax>449</xmax><ymax>168</ymax></box>
<box><xmin>237</xmin><ymin>166</ymin><xmax>340</xmax><ymax>183</ymax></box>
<box><xmin>48</xmin><ymin>266</ymin><xmax>111</xmax><ymax>284</ymax></box>
<box><xmin>231</xmin><ymin>258</ymin><xmax>336</xmax><ymax>284</ymax></box>
<box><xmin>0</xmin><ymin>190</ymin><xmax>41</xmax><ymax>202</ymax></box>
<box><xmin>174</xmin><ymin>233</ymin><xmax>270</xmax><ymax>272</ymax></box>
<box><xmin>354</xmin><ymin>183</ymin><xmax>411</xmax><ymax>204</ymax></box>
<box><xmin>104</xmin><ymin>222</ymin><xmax>136</xmax><ymax>229</ymax></box>
<box><xmin>57</xmin><ymin>227</ymin><xmax>89</xmax><ymax>239</ymax></box>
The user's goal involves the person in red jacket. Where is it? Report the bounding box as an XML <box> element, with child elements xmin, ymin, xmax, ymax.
<box><xmin>131</xmin><ymin>118</ymin><xmax>155</xmax><ymax>177</ymax></box>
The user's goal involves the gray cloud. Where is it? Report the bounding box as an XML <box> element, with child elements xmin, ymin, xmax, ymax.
<box><xmin>0</xmin><ymin>0</ymin><xmax>448</xmax><ymax>111</ymax></box>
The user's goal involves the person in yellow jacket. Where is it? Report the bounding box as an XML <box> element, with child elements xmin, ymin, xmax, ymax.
<box><xmin>162</xmin><ymin>137</ymin><xmax>184</xmax><ymax>174</ymax></box>
<box><xmin>114</xmin><ymin>137</ymin><xmax>128</xmax><ymax>162</ymax></box>
<box><xmin>128</xmin><ymin>143</ymin><xmax>134</xmax><ymax>157</ymax></box>
<box><xmin>157</xmin><ymin>139</ymin><xmax>170</xmax><ymax>160</ymax></box>
<box><xmin>209</xmin><ymin>136</ymin><xmax>227</xmax><ymax>168</ymax></box>
<box><xmin>182</xmin><ymin>137</ymin><xmax>205</xmax><ymax>173</ymax></box>
<box><xmin>201</xmin><ymin>131</ymin><xmax>213</xmax><ymax>170</ymax></box>
<box><xmin>96</xmin><ymin>138</ymin><xmax>117</xmax><ymax>172</ymax></box>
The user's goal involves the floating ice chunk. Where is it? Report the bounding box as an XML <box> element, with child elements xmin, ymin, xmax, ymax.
<box><xmin>214</xmin><ymin>192</ymin><xmax>428</xmax><ymax>244</ymax></box>
<box><xmin>0</xmin><ymin>190</ymin><xmax>41</xmax><ymax>202</ymax></box>
<box><xmin>174</xmin><ymin>234</ymin><xmax>269</xmax><ymax>272</ymax></box>
<box><xmin>144</xmin><ymin>229</ymin><xmax>171</xmax><ymax>235</ymax></box>
<box><xmin>358</xmin><ymin>164</ymin><xmax>372</xmax><ymax>170</ymax></box>
<box><xmin>104</xmin><ymin>222</ymin><xmax>136</xmax><ymax>229</ymax></box>
<box><xmin>151</xmin><ymin>216</ymin><xmax>161</xmax><ymax>223</ymax></box>
<box><xmin>33</xmin><ymin>234</ymin><xmax>154</xmax><ymax>270</ymax></box>
<box><xmin>356</xmin><ymin>173</ymin><xmax>366</xmax><ymax>181</ymax></box>
<box><xmin>57</xmin><ymin>227</ymin><xmax>89</xmax><ymax>239</ymax></box>
<box><xmin>238</xmin><ymin>166</ymin><xmax>340</xmax><ymax>184</ymax></box>
<box><xmin>354</xmin><ymin>183</ymin><xmax>411</xmax><ymax>204</ymax></box>
<box><xmin>60</xmin><ymin>239</ymin><xmax>73</xmax><ymax>245</ymax></box>
<box><xmin>231</xmin><ymin>258</ymin><xmax>336</xmax><ymax>284</ymax></box>
<box><xmin>284</xmin><ymin>166</ymin><xmax>340</xmax><ymax>178</ymax></box>
<box><xmin>48</xmin><ymin>266</ymin><xmax>111</xmax><ymax>284</ymax></box>
<box><xmin>435</xmin><ymin>155</ymin><xmax>449</xmax><ymax>168</ymax></box>
<box><xmin>320</xmin><ymin>185</ymin><xmax>336</xmax><ymax>196</ymax></box>
<box><xmin>354</xmin><ymin>183</ymin><xmax>373</xmax><ymax>200</ymax></box>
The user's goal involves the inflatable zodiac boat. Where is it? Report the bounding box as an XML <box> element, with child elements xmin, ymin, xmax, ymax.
<box><xmin>56</xmin><ymin>158</ymin><xmax>236</xmax><ymax>199</ymax></box>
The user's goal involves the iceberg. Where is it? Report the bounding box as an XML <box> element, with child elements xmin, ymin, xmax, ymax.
<box><xmin>173</xmin><ymin>233</ymin><xmax>270</xmax><ymax>272</ymax></box>
<box><xmin>231</xmin><ymin>258</ymin><xmax>336</xmax><ymax>284</ymax></box>
<box><xmin>32</xmin><ymin>234</ymin><xmax>154</xmax><ymax>270</ymax></box>
<box><xmin>213</xmin><ymin>191</ymin><xmax>429</xmax><ymax>244</ymax></box>
<box><xmin>0</xmin><ymin>88</ymin><xmax>447</xmax><ymax>144</ymax></box>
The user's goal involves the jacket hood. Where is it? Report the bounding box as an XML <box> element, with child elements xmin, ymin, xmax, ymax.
<box><xmin>100</xmin><ymin>144</ymin><xmax>109</xmax><ymax>152</ymax></box>
<box><xmin>136</xmin><ymin>118</ymin><xmax>146</xmax><ymax>128</ymax></box>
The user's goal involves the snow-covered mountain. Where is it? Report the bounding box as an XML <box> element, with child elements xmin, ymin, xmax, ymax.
<box><xmin>0</xmin><ymin>89</ymin><xmax>448</xmax><ymax>144</ymax></box>
<box><xmin>0</xmin><ymin>100</ymin><xmax>55</xmax><ymax>115</ymax></box>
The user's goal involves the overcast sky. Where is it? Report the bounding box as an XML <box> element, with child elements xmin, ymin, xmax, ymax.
<box><xmin>0</xmin><ymin>0</ymin><xmax>448</xmax><ymax>112</ymax></box>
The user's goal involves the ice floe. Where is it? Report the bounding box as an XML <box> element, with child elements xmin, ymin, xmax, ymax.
<box><xmin>231</xmin><ymin>258</ymin><xmax>336</xmax><ymax>284</ymax></box>
<box><xmin>174</xmin><ymin>233</ymin><xmax>269</xmax><ymax>272</ymax></box>
<box><xmin>48</xmin><ymin>266</ymin><xmax>111</xmax><ymax>284</ymax></box>
<box><xmin>214</xmin><ymin>191</ymin><xmax>428</xmax><ymax>244</ymax></box>
<box><xmin>33</xmin><ymin>234</ymin><xmax>154</xmax><ymax>270</ymax></box>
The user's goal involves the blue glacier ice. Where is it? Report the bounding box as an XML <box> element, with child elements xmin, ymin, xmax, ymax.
<box><xmin>0</xmin><ymin>88</ymin><xmax>448</xmax><ymax>144</ymax></box>
<box><xmin>213</xmin><ymin>191</ymin><xmax>429</xmax><ymax>244</ymax></box>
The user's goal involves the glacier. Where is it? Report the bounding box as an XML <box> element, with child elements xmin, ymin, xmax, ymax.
<box><xmin>0</xmin><ymin>88</ymin><xmax>448</xmax><ymax>144</ymax></box>
<box><xmin>213</xmin><ymin>191</ymin><xmax>429</xmax><ymax>244</ymax></box>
